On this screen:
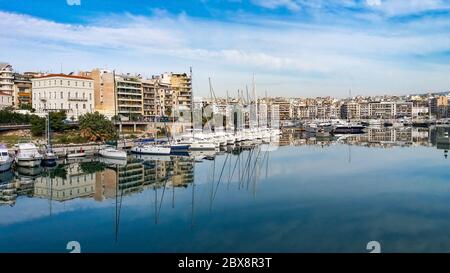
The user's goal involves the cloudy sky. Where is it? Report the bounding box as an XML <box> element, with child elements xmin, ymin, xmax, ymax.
<box><xmin>1</xmin><ymin>0</ymin><xmax>450</xmax><ymax>97</ymax></box>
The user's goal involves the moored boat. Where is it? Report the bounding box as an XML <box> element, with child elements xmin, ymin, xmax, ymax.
<box><xmin>131</xmin><ymin>144</ymin><xmax>171</xmax><ymax>155</ymax></box>
<box><xmin>99</xmin><ymin>146</ymin><xmax>127</xmax><ymax>160</ymax></box>
<box><xmin>0</xmin><ymin>144</ymin><xmax>13</xmax><ymax>172</ymax></box>
<box><xmin>15</xmin><ymin>143</ymin><xmax>43</xmax><ymax>167</ymax></box>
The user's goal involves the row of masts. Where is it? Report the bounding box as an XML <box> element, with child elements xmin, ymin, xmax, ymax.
<box><xmin>110</xmin><ymin>144</ymin><xmax>270</xmax><ymax>241</ymax></box>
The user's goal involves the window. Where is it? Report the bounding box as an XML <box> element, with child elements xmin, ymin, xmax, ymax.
<box><xmin>75</xmin><ymin>92</ymin><xmax>78</xmax><ymax>98</ymax></box>
<box><xmin>61</xmin><ymin>92</ymin><xmax>63</xmax><ymax>99</ymax></box>
<box><xmin>75</xmin><ymin>103</ymin><xmax>78</xmax><ymax>109</ymax></box>
<box><xmin>75</xmin><ymin>82</ymin><xmax>78</xmax><ymax>87</ymax></box>
<box><xmin>60</xmin><ymin>80</ymin><xmax>62</xmax><ymax>85</ymax></box>
<box><xmin>54</xmin><ymin>80</ymin><xmax>56</xmax><ymax>85</ymax></box>
<box><xmin>83</xmin><ymin>104</ymin><xmax>86</xmax><ymax>109</ymax></box>
<box><xmin>68</xmin><ymin>91</ymin><xmax>71</xmax><ymax>98</ymax></box>
<box><xmin>61</xmin><ymin>103</ymin><xmax>63</xmax><ymax>109</ymax></box>
<box><xmin>89</xmin><ymin>82</ymin><xmax>91</xmax><ymax>87</ymax></box>
<box><xmin>68</xmin><ymin>81</ymin><xmax>70</xmax><ymax>86</ymax></box>
<box><xmin>89</xmin><ymin>93</ymin><xmax>92</xmax><ymax>100</ymax></box>
<box><xmin>82</xmin><ymin>82</ymin><xmax>85</xmax><ymax>87</ymax></box>
<box><xmin>83</xmin><ymin>93</ymin><xmax>85</xmax><ymax>99</ymax></box>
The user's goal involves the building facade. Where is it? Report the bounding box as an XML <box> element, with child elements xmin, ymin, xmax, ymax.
<box><xmin>115</xmin><ymin>74</ymin><xmax>143</xmax><ymax>120</ymax></box>
<box><xmin>31</xmin><ymin>74</ymin><xmax>94</xmax><ymax>120</ymax></box>
<box><xmin>369</xmin><ymin>102</ymin><xmax>396</xmax><ymax>119</ymax></box>
<box><xmin>341</xmin><ymin>102</ymin><xmax>360</xmax><ymax>120</ymax></box>
<box><xmin>0</xmin><ymin>63</ymin><xmax>14</xmax><ymax>96</ymax></box>
<box><xmin>429</xmin><ymin>96</ymin><xmax>449</xmax><ymax>118</ymax></box>
<box><xmin>79</xmin><ymin>69</ymin><xmax>116</xmax><ymax>119</ymax></box>
<box><xmin>13</xmin><ymin>73</ymin><xmax>32</xmax><ymax>108</ymax></box>
<box><xmin>142</xmin><ymin>72</ymin><xmax>193</xmax><ymax>121</ymax></box>
<box><xmin>0</xmin><ymin>91</ymin><xmax>12</xmax><ymax>109</ymax></box>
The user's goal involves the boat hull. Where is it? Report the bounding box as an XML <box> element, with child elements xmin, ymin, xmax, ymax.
<box><xmin>0</xmin><ymin>158</ymin><xmax>13</xmax><ymax>172</ymax></box>
<box><xmin>333</xmin><ymin>126</ymin><xmax>365</xmax><ymax>134</ymax></box>
<box><xmin>16</xmin><ymin>158</ymin><xmax>42</xmax><ymax>168</ymax></box>
<box><xmin>189</xmin><ymin>142</ymin><xmax>216</xmax><ymax>151</ymax></box>
<box><xmin>131</xmin><ymin>146</ymin><xmax>171</xmax><ymax>155</ymax></box>
<box><xmin>99</xmin><ymin>149</ymin><xmax>127</xmax><ymax>160</ymax></box>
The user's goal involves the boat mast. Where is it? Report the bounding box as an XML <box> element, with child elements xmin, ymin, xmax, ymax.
<box><xmin>113</xmin><ymin>70</ymin><xmax>119</xmax><ymax>150</ymax></box>
<box><xmin>190</xmin><ymin>67</ymin><xmax>195</xmax><ymax>139</ymax></box>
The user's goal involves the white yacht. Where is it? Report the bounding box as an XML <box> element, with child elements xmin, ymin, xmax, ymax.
<box><xmin>0</xmin><ymin>144</ymin><xmax>14</xmax><ymax>172</ymax></box>
<box><xmin>15</xmin><ymin>143</ymin><xmax>43</xmax><ymax>167</ymax></box>
<box><xmin>99</xmin><ymin>146</ymin><xmax>127</xmax><ymax>159</ymax></box>
<box><xmin>131</xmin><ymin>144</ymin><xmax>171</xmax><ymax>155</ymax></box>
<box><xmin>189</xmin><ymin>140</ymin><xmax>216</xmax><ymax>151</ymax></box>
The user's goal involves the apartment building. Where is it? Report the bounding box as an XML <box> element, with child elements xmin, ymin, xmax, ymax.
<box><xmin>79</xmin><ymin>69</ymin><xmax>116</xmax><ymax>118</ymax></box>
<box><xmin>170</xmin><ymin>73</ymin><xmax>192</xmax><ymax>112</ymax></box>
<box><xmin>271</xmin><ymin>97</ymin><xmax>293</xmax><ymax>121</ymax></box>
<box><xmin>31</xmin><ymin>74</ymin><xmax>94</xmax><ymax>120</ymax></box>
<box><xmin>13</xmin><ymin>73</ymin><xmax>33</xmax><ymax>108</ymax></box>
<box><xmin>429</xmin><ymin>96</ymin><xmax>449</xmax><ymax>118</ymax></box>
<box><xmin>142</xmin><ymin>72</ymin><xmax>193</xmax><ymax>121</ymax></box>
<box><xmin>341</xmin><ymin>102</ymin><xmax>360</xmax><ymax>120</ymax></box>
<box><xmin>0</xmin><ymin>92</ymin><xmax>12</xmax><ymax>109</ymax></box>
<box><xmin>369</xmin><ymin>102</ymin><xmax>396</xmax><ymax>119</ymax></box>
<box><xmin>359</xmin><ymin>102</ymin><xmax>370</xmax><ymax>119</ymax></box>
<box><xmin>395</xmin><ymin>102</ymin><xmax>413</xmax><ymax>118</ymax></box>
<box><xmin>0</xmin><ymin>63</ymin><xmax>14</xmax><ymax>96</ymax></box>
<box><xmin>115</xmin><ymin>74</ymin><xmax>143</xmax><ymax>120</ymax></box>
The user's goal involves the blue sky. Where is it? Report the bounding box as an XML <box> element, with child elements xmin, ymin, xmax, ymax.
<box><xmin>1</xmin><ymin>0</ymin><xmax>450</xmax><ymax>97</ymax></box>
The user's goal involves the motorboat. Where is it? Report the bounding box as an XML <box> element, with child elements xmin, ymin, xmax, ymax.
<box><xmin>43</xmin><ymin>150</ymin><xmax>57</xmax><ymax>166</ymax></box>
<box><xmin>0</xmin><ymin>144</ymin><xmax>14</xmax><ymax>172</ymax></box>
<box><xmin>15</xmin><ymin>143</ymin><xmax>43</xmax><ymax>167</ymax></box>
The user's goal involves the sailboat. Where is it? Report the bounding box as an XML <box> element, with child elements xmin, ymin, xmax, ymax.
<box><xmin>99</xmin><ymin>70</ymin><xmax>127</xmax><ymax>160</ymax></box>
<box><xmin>181</xmin><ymin>68</ymin><xmax>216</xmax><ymax>151</ymax></box>
<box><xmin>42</xmin><ymin>113</ymin><xmax>57</xmax><ymax>166</ymax></box>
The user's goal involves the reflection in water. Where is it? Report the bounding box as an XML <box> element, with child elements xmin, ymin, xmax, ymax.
<box><xmin>0</xmin><ymin>126</ymin><xmax>448</xmax><ymax>208</ymax></box>
<box><xmin>1</xmin><ymin>126</ymin><xmax>450</xmax><ymax>252</ymax></box>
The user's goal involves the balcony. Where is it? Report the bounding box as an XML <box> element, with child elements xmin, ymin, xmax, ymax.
<box><xmin>68</xmin><ymin>97</ymin><xmax>88</xmax><ymax>102</ymax></box>
<box><xmin>118</xmin><ymin>104</ymin><xmax>142</xmax><ymax>108</ymax></box>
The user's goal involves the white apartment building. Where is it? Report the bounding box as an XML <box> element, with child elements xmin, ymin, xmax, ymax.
<box><xmin>0</xmin><ymin>91</ymin><xmax>12</xmax><ymax>109</ymax></box>
<box><xmin>0</xmin><ymin>63</ymin><xmax>14</xmax><ymax>96</ymax></box>
<box><xmin>32</xmin><ymin>74</ymin><xmax>94</xmax><ymax>120</ymax></box>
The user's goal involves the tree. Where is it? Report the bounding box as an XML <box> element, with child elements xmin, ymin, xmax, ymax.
<box><xmin>20</xmin><ymin>104</ymin><xmax>33</xmax><ymax>111</ymax></box>
<box><xmin>49</xmin><ymin>111</ymin><xmax>67</xmax><ymax>132</ymax></box>
<box><xmin>78</xmin><ymin>112</ymin><xmax>117</xmax><ymax>141</ymax></box>
<box><xmin>29</xmin><ymin>115</ymin><xmax>45</xmax><ymax>136</ymax></box>
<box><xmin>0</xmin><ymin>109</ymin><xmax>31</xmax><ymax>124</ymax></box>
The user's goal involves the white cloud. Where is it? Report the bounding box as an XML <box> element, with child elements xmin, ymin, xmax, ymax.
<box><xmin>1</xmin><ymin>10</ymin><xmax>450</xmax><ymax>97</ymax></box>
<box><xmin>366</xmin><ymin>0</ymin><xmax>450</xmax><ymax>16</ymax></box>
<box><xmin>366</xmin><ymin>0</ymin><xmax>381</xmax><ymax>7</ymax></box>
<box><xmin>251</xmin><ymin>0</ymin><xmax>301</xmax><ymax>11</ymax></box>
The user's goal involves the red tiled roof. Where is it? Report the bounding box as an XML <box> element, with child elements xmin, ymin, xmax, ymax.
<box><xmin>0</xmin><ymin>92</ymin><xmax>12</xmax><ymax>96</ymax></box>
<box><xmin>34</xmin><ymin>73</ymin><xmax>93</xmax><ymax>80</ymax></box>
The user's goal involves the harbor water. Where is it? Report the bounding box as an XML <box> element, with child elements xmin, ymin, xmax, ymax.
<box><xmin>1</xmin><ymin>126</ymin><xmax>450</xmax><ymax>253</ymax></box>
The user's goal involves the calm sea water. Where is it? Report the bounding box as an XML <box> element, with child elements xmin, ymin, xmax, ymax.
<box><xmin>1</xmin><ymin>127</ymin><xmax>450</xmax><ymax>253</ymax></box>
